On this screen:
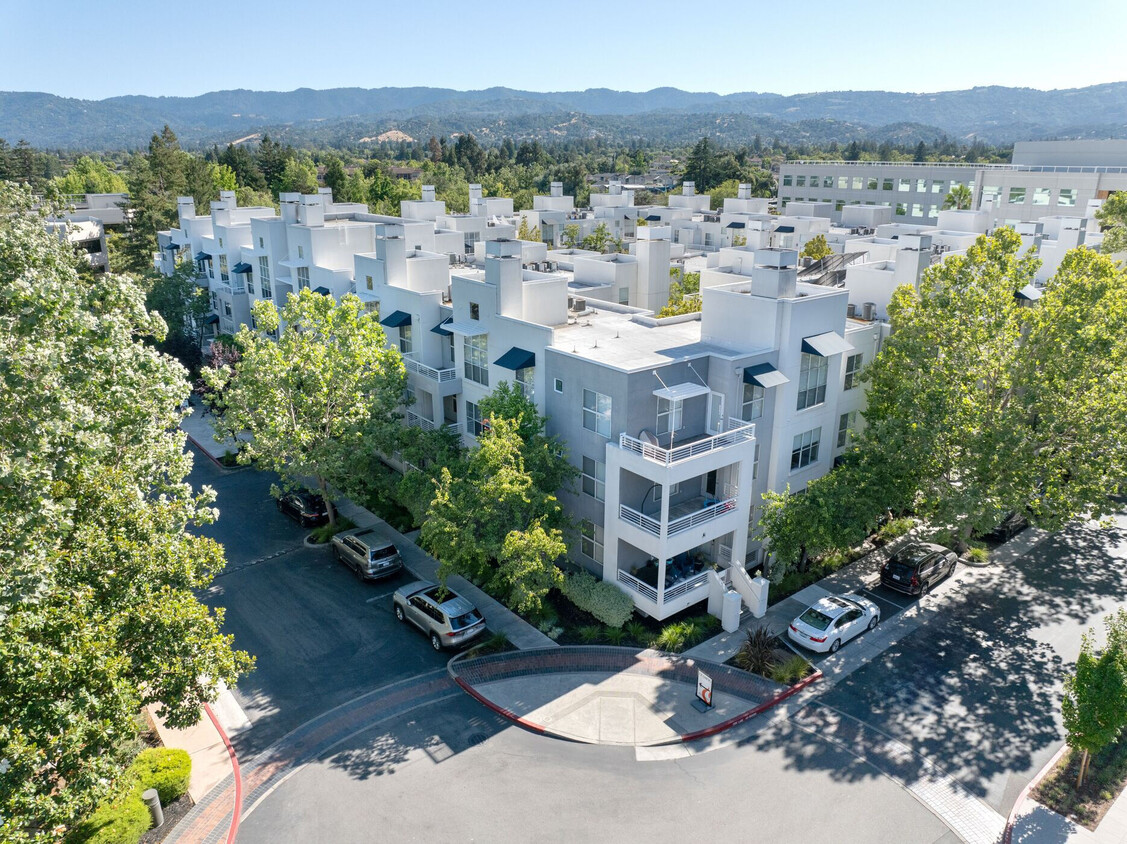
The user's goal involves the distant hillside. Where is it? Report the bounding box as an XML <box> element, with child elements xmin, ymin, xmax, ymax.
<box><xmin>2</xmin><ymin>83</ymin><xmax>1126</xmax><ymax>150</ymax></box>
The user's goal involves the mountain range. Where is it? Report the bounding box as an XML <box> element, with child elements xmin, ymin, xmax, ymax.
<box><xmin>3</xmin><ymin>83</ymin><xmax>1126</xmax><ymax>150</ymax></box>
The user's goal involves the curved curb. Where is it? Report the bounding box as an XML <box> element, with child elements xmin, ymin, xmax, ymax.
<box><xmin>203</xmin><ymin>702</ymin><xmax>242</xmax><ymax>844</ymax></box>
<box><xmin>447</xmin><ymin>646</ymin><xmax>820</xmax><ymax>746</ymax></box>
<box><xmin>1002</xmin><ymin>743</ymin><xmax>1069</xmax><ymax>844</ymax></box>
<box><xmin>183</xmin><ymin>430</ymin><xmax>227</xmax><ymax>470</ymax></box>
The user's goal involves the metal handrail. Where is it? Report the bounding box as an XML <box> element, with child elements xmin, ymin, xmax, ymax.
<box><xmin>404</xmin><ymin>356</ymin><xmax>459</xmax><ymax>383</ymax></box>
<box><xmin>667</xmin><ymin>497</ymin><xmax>737</xmax><ymax>537</ymax></box>
<box><xmin>617</xmin><ymin>569</ymin><xmax>658</xmax><ymax>602</ymax></box>
<box><xmin>618</xmin><ymin>418</ymin><xmax>754</xmax><ymax>466</ymax></box>
<box><xmin>619</xmin><ymin>504</ymin><xmax>661</xmax><ymax>536</ymax></box>
<box><xmin>664</xmin><ymin>571</ymin><xmax>710</xmax><ymax>602</ymax></box>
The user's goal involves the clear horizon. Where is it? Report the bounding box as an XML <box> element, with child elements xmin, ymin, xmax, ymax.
<box><xmin>4</xmin><ymin>0</ymin><xmax>1126</xmax><ymax>100</ymax></box>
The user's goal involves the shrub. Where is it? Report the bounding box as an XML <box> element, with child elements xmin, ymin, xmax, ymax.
<box><xmin>771</xmin><ymin>654</ymin><xmax>810</xmax><ymax>685</ymax></box>
<box><xmin>820</xmin><ymin>549</ymin><xmax>849</xmax><ymax>570</ymax></box>
<box><xmin>131</xmin><ymin>747</ymin><xmax>192</xmax><ymax>805</ymax></box>
<box><xmin>67</xmin><ymin>777</ymin><xmax>150</xmax><ymax>844</ymax></box>
<box><xmin>624</xmin><ymin>620</ymin><xmax>650</xmax><ymax>646</ymax></box>
<box><xmin>561</xmin><ymin>571</ymin><xmax>634</xmax><ymax>628</ymax></box>
<box><xmin>966</xmin><ymin>545</ymin><xmax>990</xmax><ymax>563</ymax></box>
<box><xmin>654</xmin><ymin>622</ymin><xmax>688</xmax><ymax>653</ymax></box>
<box><xmin>309</xmin><ymin>515</ymin><xmax>356</xmax><ymax>544</ymax></box>
<box><xmin>578</xmin><ymin>625</ymin><xmax>604</xmax><ymax>644</ymax></box>
<box><xmin>604</xmin><ymin>627</ymin><xmax>627</xmax><ymax>646</ymax></box>
<box><xmin>734</xmin><ymin>626</ymin><xmax>777</xmax><ymax>676</ymax></box>
<box><xmin>878</xmin><ymin>517</ymin><xmax>916</xmax><ymax>542</ymax></box>
<box><xmin>471</xmin><ymin>631</ymin><xmax>511</xmax><ymax>655</ymax></box>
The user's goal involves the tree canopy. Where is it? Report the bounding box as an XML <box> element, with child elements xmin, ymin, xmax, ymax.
<box><xmin>1062</xmin><ymin>610</ymin><xmax>1127</xmax><ymax>787</ymax></box>
<box><xmin>0</xmin><ymin>182</ymin><xmax>252</xmax><ymax>840</ymax></box>
<box><xmin>1096</xmin><ymin>191</ymin><xmax>1127</xmax><ymax>254</ymax></box>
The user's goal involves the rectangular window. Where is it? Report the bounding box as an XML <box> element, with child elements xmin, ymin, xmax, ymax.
<box><xmin>1033</xmin><ymin>187</ymin><xmax>1051</xmax><ymax>206</ymax></box>
<box><xmin>210</xmin><ymin>292</ymin><xmax>218</xmax><ymax>310</ymax></box>
<box><xmin>470</xmin><ymin>302</ymin><xmax>480</xmax><ymax>320</ymax></box>
<box><xmin>915</xmin><ymin>179</ymin><xmax>926</xmax><ymax>193</ymax></box>
<box><xmin>911</xmin><ymin>203</ymin><xmax>924</xmax><ymax>218</ymax></box>
<box><xmin>742</xmin><ymin>382</ymin><xmax>764</xmax><ymax>421</ymax></box>
<box><xmin>580</xmin><ymin>520</ymin><xmax>604</xmax><ymax>564</ymax></box>
<box><xmin>752</xmin><ymin>443</ymin><xmax>761</xmax><ymax>480</ymax></box>
<box><xmin>837</xmin><ymin>410</ymin><xmax>858</xmax><ymax>448</ymax></box>
<box><xmin>399</xmin><ymin>324</ymin><xmax>412</xmax><ymax>356</ymax></box>
<box><xmin>247</xmin><ymin>276</ymin><xmax>255</xmax><ymax>295</ymax></box>
<box><xmin>843</xmin><ymin>353</ymin><xmax>863</xmax><ymax>390</ymax></box>
<box><xmin>1008</xmin><ymin>187</ymin><xmax>1027</xmax><ymax>205</ymax></box>
<box><xmin>581</xmin><ymin>456</ymin><xmax>606</xmax><ymax>502</ymax></box>
<box><xmin>619</xmin><ymin>287</ymin><xmax>629</xmax><ymax>304</ymax></box>
<box><xmin>297</xmin><ymin>245</ymin><xmax>304</xmax><ymax>259</ymax></box>
<box><xmin>223</xmin><ymin>300</ymin><xmax>232</xmax><ymax>317</ymax></box>
<box><xmin>515</xmin><ymin>366</ymin><xmax>534</xmax><ymax>400</ymax></box>
<box><xmin>791</xmin><ymin>428</ymin><xmax>821</xmax><ymax>471</ymax></box>
<box><xmin>258</xmin><ymin>255</ymin><xmax>270</xmax><ymax>283</ymax></box>
<box><xmin>554</xmin><ymin>377</ymin><xmax>564</xmax><ymax>393</ymax></box>
<box><xmin>464</xmin><ymin>334</ymin><xmax>488</xmax><ymax>386</ymax></box>
<box><xmin>366</xmin><ymin>274</ymin><xmax>374</xmax><ymax>290</ymax></box>
<box><xmin>896</xmin><ymin>202</ymin><xmax>907</xmax><ymax>216</ymax></box>
<box><xmin>259</xmin><ymin>236</ymin><xmax>264</xmax><ymax>248</ymax></box>
<box><xmin>656</xmin><ymin>398</ymin><xmax>683</xmax><ymax>435</ymax></box>
<box><xmin>982</xmin><ymin>185</ymin><xmax>1002</xmax><ymax>203</ymax></box>
<box><xmin>796</xmin><ymin>175</ymin><xmax>806</xmax><ymax>187</ymax></box>
<box><xmin>261</xmin><ymin>276</ymin><xmax>272</xmax><ymax>300</ymax></box>
<box><xmin>219</xmin><ymin>255</ymin><xmax>229</xmax><ymax>282</ymax></box>
<box><xmin>882</xmin><ymin>178</ymin><xmax>893</xmax><ymax>191</ymax></box>
<box><xmin>898</xmin><ymin>178</ymin><xmax>910</xmax><ymax>192</ymax></box>
<box><xmin>466</xmin><ymin>401</ymin><xmax>484</xmax><ymax>436</ymax></box>
<box><xmin>782</xmin><ymin>175</ymin><xmax>793</xmax><ymax>187</ymax></box>
<box><xmin>1058</xmin><ymin>188</ymin><xmax>1077</xmax><ymax>207</ymax></box>
<box><xmin>867</xmin><ymin>177</ymin><xmax>878</xmax><ymax>190</ymax></box>
<box><xmin>837</xmin><ymin>176</ymin><xmax>848</xmax><ymax>190</ymax></box>
<box><xmin>834</xmin><ymin>200</ymin><xmax>845</xmax><ymax>211</ymax></box>
<box><xmin>218</xmin><ymin>237</ymin><xmax>223</xmax><ymax>248</ymax></box>
<box><xmin>823</xmin><ymin>176</ymin><xmax>833</xmax><ymax>189</ymax></box>
<box><xmin>931</xmin><ymin>180</ymin><xmax>944</xmax><ymax>194</ymax></box>
<box><xmin>297</xmin><ymin>266</ymin><xmax>310</xmax><ymax>290</ymax></box>
<box><xmin>796</xmin><ymin>352</ymin><xmax>828</xmax><ymax>410</ymax></box>
<box><xmin>851</xmin><ymin>176</ymin><xmax>863</xmax><ymax>190</ymax></box>
<box><xmin>583</xmin><ymin>389</ymin><xmax>612</xmax><ymax>437</ymax></box>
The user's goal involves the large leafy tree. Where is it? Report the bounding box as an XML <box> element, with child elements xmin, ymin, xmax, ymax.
<box><xmin>1096</xmin><ymin>191</ymin><xmax>1127</xmax><ymax>254</ymax></box>
<box><xmin>1062</xmin><ymin>610</ymin><xmax>1127</xmax><ymax>787</ymax></box>
<box><xmin>205</xmin><ymin>290</ymin><xmax>406</xmax><ymax>526</ymax></box>
<box><xmin>143</xmin><ymin>261</ymin><xmax>210</xmax><ymax>373</ymax></box>
<box><xmin>761</xmin><ymin>229</ymin><xmax>1127</xmax><ymax>569</ymax></box>
<box><xmin>0</xmin><ymin>182</ymin><xmax>252</xmax><ymax>841</ymax></box>
<box><xmin>51</xmin><ymin>155</ymin><xmax>127</xmax><ymax>195</ymax></box>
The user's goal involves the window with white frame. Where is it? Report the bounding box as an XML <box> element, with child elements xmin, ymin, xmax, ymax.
<box><xmin>581</xmin><ymin>456</ymin><xmax>606</xmax><ymax>502</ymax></box>
<box><xmin>399</xmin><ymin>324</ymin><xmax>412</xmax><ymax>356</ymax></box>
<box><xmin>210</xmin><ymin>292</ymin><xmax>218</xmax><ymax>310</ymax></box>
<box><xmin>296</xmin><ymin>266</ymin><xmax>310</xmax><ymax>291</ymax></box>
<box><xmin>656</xmin><ymin>398</ymin><xmax>683</xmax><ymax>435</ymax></box>
<box><xmin>258</xmin><ymin>255</ymin><xmax>271</xmax><ymax>282</ymax></box>
<box><xmin>797</xmin><ymin>352</ymin><xmax>828</xmax><ymax>410</ymax></box>
<box><xmin>843</xmin><ymin>353</ymin><xmax>863</xmax><ymax>390</ymax></box>
<box><xmin>466</xmin><ymin>401</ymin><xmax>485</xmax><ymax>436</ymax></box>
<box><xmin>366</xmin><ymin>274</ymin><xmax>374</xmax><ymax>290</ymax></box>
<box><xmin>470</xmin><ymin>302</ymin><xmax>480</xmax><ymax>320</ymax></box>
<box><xmin>554</xmin><ymin>377</ymin><xmax>564</xmax><ymax>393</ymax></box>
<box><xmin>791</xmin><ymin>428</ymin><xmax>821</xmax><ymax>471</ymax></box>
<box><xmin>752</xmin><ymin>443</ymin><xmax>761</xmax><ymax>480</ymax></box>
<box><xmin>259</xmin><ymin>236</ymin><xmax>264</xmax><ymax>249</ymax></box>
<box><xmin>582</xmin><ymin>389</ymin><xmax>611</xmax><ymax>437</ymax></box>
<box><xmin>515</xmin><ymin>366</ymin><xmax>534</xmax><ymax>400</ymax></box>
<box><xmin>742</xmin><ymin>382</ymin><xmax>764</xmax><ymax>420</ymax></box>
<box><xmin>464</xmin><ymin>334</ymin><xmax>488</xmax><ymax>386</ymax></box>
<box><xmin>219</xmin><ymin>255</ymin><xmax>229</xmax><ymax>282</ymax></box>
<box><xmin>207</xmin><ymin>259</ymin><xmax>214</xmax><ymax>279</ymax></box>
<box><xmin>247</xmin><ymin>275</ymin><xmax>255</xmax><ymax>295</ymax></box>
<box><xmin>1058</xmin><ymin>188</ymin><xmax>1077</xmax><ymax>207</ymax></box>
<box><xmin>580</xmin><ymin>520</ymin><xmax>604</xmax><ymax>564</ymax></box>
<box><xmin>297</xmin><ymin>245</ymin><xmax>304</xmax><ymax>259</ymax></box>
<box><xmin>223</xmin><ymin>300</ymin><xmax>232</xmax><ymax>317</ymax></box>
<box><xmin>837</xmin><ymin>410</ymin><xmax>858</xmax><ymax>448</ymax></box>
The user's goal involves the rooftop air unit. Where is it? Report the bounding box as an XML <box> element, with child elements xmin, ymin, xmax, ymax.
<box><xmin>862</xmin><ymin>302</ymin><xmax>877</xmax><ymax>321</ymax></box>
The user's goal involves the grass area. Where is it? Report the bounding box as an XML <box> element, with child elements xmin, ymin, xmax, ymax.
<box><xmin>307</xmin><ymin>515</ymin><xmax>357</xmax><ymax>544</ymax></box>
<box><xmin>1033</xmin><ymin>742</ymin><xmax>1127</xmax><ymax>830</ymax></box>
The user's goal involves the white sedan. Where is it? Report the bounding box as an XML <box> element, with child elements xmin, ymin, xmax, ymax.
<box><xmin>787</xmin><ymin>594</ymin><xmax>880</xmax><ymax>654</ymax></box>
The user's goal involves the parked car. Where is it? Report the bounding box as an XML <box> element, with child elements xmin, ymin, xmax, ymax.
<box><xmin>392</xmin><ymin>580</ymin><xmax>486</xmax><ymax>651</ymax></box>
<box><xmin>330</xmin><ymin>527</ymin><xmax>403</xmax><ymax>581</ymax></box>
<box><xmin>788</xmin><ymin>594</ymin><xmax>880</xmax><ymax>654</ymax></box>
<box><xmin>879</xmin><ymin>542</ymin><xmax>957</xmax><ymax>596</ymax></box>
<box><xmin>276</xmin><ymin>490</ymin><xmax>329</xmax><ymax>527</ymax></box>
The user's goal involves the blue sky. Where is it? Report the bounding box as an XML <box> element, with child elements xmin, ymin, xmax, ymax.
<box><xmin>4</xmin><ymin>0</ymin><xmax>1126</xmax><ymax>99</ymax></box>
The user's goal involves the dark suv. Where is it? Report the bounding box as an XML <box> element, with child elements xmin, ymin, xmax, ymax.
<box><xmin>276</xmin><ymin>490</ymin><xmax>329</xmax><ymax>527</ymax></box>
<box><xmin>879</xmin><ymin>542</ymin><xmax>957</xmax><ymax>596</ymax></box>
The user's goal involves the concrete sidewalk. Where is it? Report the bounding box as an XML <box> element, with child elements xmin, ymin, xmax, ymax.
<box><xmin>146</xmin><ymin>688</ymin><xmax>246</xmax><ymax>804</ymax></box>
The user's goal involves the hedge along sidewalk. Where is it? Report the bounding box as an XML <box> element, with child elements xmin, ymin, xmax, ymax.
<box><xmin>330</xmin><ymin>496</ymin><xmax>558</xmax><ymax>651</ymax></box>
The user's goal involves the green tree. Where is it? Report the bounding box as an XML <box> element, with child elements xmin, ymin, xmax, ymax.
<box><xmin>212</xmin><ymin>163</ymin><xmax>238</xmax><ymax>192</ymax></box>
<box><xmin>478</xmin><ymin>381</ymin><xmax>576</xmax><ymax>495</ymax></box>
<box><xmin>943</xmin><ymin>184</ymin><xmax>973</xmax><ymax>211</ymax></box>
<box><xmin>322</xmin><ymin>155</ymin><xmax>348</xmax><ymax>200</ymax></box>
<box><xmin>143</xmin><ymin>261</ymin><xmax>210</xmax><ymax>373</ymax></box>
<box><xmin>683</xmin><ymin>137</ymin><xmax>718</xmax><ymax>191</ymax></box>
<box><xmin>562</xmin><ymin>223</ymin><xmax>580</xmax><ymax>248</ymax></box>
<box><xmin>581</xmin><ymin>222</ymin><xmax>614</xmax><ymax>253</ymax></box>
<box><xmin>801</xmin><ymin>234</ymin><xmax>833</xmax><ymax>261</ymax></box>
<box><xmin>0</xmin><ymin>182</ymin><xmax>252</xmax><ymax>840</ymax></box>
<box><xmin>1062</xmin><ymin>611</ymin><xmax>1127</xmax><ymax>788</ymax></box>
<box><xmin>204</xmin><ymin>290</ymin><xmax>406</xmax><ymax>526</ymax></box>
<box><xmin>52</xmin><ymin>155</ymin><xmax>127</xmax><ymax>195</ymax></box>
<box><xmin>278</xmin><ymin>158</ymin><xmax>318</xmax><ymax>195</ymax></box>
<box><xmin>1096</xmin><ymin>191</ymin><xmax>1127</xmax><ymax>254</ymax></box>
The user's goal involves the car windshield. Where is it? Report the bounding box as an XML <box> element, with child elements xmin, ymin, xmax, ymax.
<box><xmin>798</xmin><ymin>607</ymin><xmax>833</xmax><ymax>631</ymax></box>
<box><xmin>450</xmin><ymin>610</ymin><xmax>482</xmax><ymax>630</ymax></box>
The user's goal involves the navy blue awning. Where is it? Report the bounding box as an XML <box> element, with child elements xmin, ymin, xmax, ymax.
<box><xmin>494</xmin><ymin>347</ymin><xmax>535</xmax><ymax>371</ymax></box>
<box><xmin>431</xmin><ymin>316</ymin><xmax>454</xmax><ymax>336</ymax></box>
<box><xmin>232</xmin><ymin>261</ymin><xmax>253</xmax><ymax>274</ymax></box>
<box><xmin>744</xmin><ymin>363</ymin><xmax>789</xmax><ymax>388</ymax></box>
<box><xmin>313</xmin><ymin>286</ymin><xmax>332</xmax><ymax>295</ymax></box>
<box><xmin>204</xmin><ymin>314</ymin><xmax>220</xmax><ymax>325</ymax></box>
<box><xmin>645</xmin><ymin>214</ymin><xmax>662</xmax><ymax>222</ymax></box>
<box><xmin>725</xmin><ymin>221</ymin><xmax>746</xmax><ymax>229</ymax></box>
<box><xmin>380</xmin><ymin>310</ymin><xmax>412</xmax><ymax>328</ymax></box>
<box><xmin>163</xmin><ymin>241</ymin><xmax>180</xmax><ymax>250</ymax></box>
<box><xmin>194</xmin><ymin>251</ymin><xmax>210</xmax><ymax>262</ymax></box>
<box><xmin>776</xmin><ymin>225</ymin><xmax>795</xmax><ymax>233</ymax></box>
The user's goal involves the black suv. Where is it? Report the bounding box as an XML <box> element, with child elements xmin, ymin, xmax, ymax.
<box><xmin>879</xmin><ymin>542</ymin><xmax>957</xmax><ymax>596</ymax></box>
<box><xmin>276</xmin><ymin>490</ymin><xmax>330</xmax><ymax>527</ymax></box>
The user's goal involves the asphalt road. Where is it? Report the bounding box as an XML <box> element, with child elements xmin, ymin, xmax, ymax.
<box><xmin>187</xmin><ymin>447</ymin><xmax>449</xmax><ymax>755</ymax></box>
<box><xmin>811</xmin><ymin>513</ymin><xmax>1127</xmax><ymax>814</ymax></box>
<box><xmin>235</xmin><ymin>694</ymin><xmax>956</xmax><ymax>844</ymax></box>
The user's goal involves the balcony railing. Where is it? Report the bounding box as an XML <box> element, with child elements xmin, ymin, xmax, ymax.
<box><xmin>617</xmin><ymin>569</ymin><xmax>658</xmax><ymax>603</ymax></box>
<box><xmin>619</xmin><ymin>418</ymin><xmax>754</xmax><ymax>466</ymax></box>
<box><xmin>619</xmin><ymin>496</ymin><xmax>738</xmax><ymax>538</ymax></box>
<box><xmin>404</xmin><ymin>356</ymin><xmax>459</xmax><ymax>383</ymax></box>
<box><xmin>620</xmin><ymin>504</ymin><xmax>661</xmax><ymax>536</ymax></box>
<box><xmin>406</xmin><ymin>409</ymin><xmax>459</xmax><ymax>433</ymax></box>
<box><xmin>664</xmin><ymin>570</ymin><xmax>710</xmax><ymax>602</ymax></box>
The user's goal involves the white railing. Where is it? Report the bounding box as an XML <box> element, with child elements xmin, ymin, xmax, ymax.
<box><xmin>620</xmin><ymin>504</ymin><xmax>661</xmax><ymax>536</ymax></box>
<box><xmin>664</xmin><ymin>571</ymin><xmax>710</xmax><ymax>602</ymax></box>
<box><xmin>667</xmin><ymin>497</ymin><xmax>737</xmax><ymax>536</ymax></box>
<box><xmin>784</xmin><ymin>160</ymin><xmax>1127</xmax><ymax>174</ymax></box>
<box><xmin>617</xmin><ymin>569</ymin><xmax>658</xmax><ymax>603</ymax></box>
<box><xmin>619</xmin><ymin>418</ymin><xmax>754</xmax><ymax>466</ymax></box>
<box><xmin>405</xmin><ymin>409</ymin><xmax>439</xmax><ymax>431</ymax></box>
<box><xmin>718</xmin><ymin>544</ymin><xmax>733</xmax><ymax>564</ymax></box>
<box><xmin>404</xmin><ymin>356</ymin><xmax>459</xmax><ymax>383</ymax></box>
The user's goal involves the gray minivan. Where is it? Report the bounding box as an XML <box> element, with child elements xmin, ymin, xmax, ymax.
<box><xmin>330</xmin><ymin>527</ymin><xmax>403</xmax><ymax>581</ymax></box>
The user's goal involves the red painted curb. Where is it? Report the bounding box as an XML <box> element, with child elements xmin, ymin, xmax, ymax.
<box><xmin>1003</xmin><ymin>743</ymin><xmax>1069</xmax><ymax>844</ymax></box>
<box><xmin>679</xmin><ymin>668</ymin><xmax>823</xmax><ymax>743</ymax></box>
<box><xmin>183</xmin><ymin>430</ymin><xmax>227</xmax><ymax>470</ymax></box>
<box><xmin>203</xmin><ymin>702</ymin><xmax>242</xmax><ymax>844</ymax></box>
<box><xmin>453</xmin><ymin>676</ymin><xmax>547</xmax><ymax>734</ymax></box>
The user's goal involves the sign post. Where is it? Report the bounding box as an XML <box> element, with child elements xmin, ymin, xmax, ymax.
<box><xmin>693</xmin><ymin>669</ymin><xmax>714</xmax><ymax>712</ymax></box>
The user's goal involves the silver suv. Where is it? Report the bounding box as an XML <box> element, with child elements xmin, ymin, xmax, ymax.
<box><xmin>330</xmin><ymin>528</ymin><xmax>402</xmax><ymax>581</ymax></box>
<box><xmin>392</xmin><ymin>581</ymin><xmax>486</xmax><ymax>651</ymax></box>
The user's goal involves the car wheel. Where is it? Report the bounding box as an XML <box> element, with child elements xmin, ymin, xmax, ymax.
<box><xmin>394</xmin><ymin>605</ymin><xmax>405</xmax><ymax>622</ymax></box>
<box><xmin>948</xmin><ymin>560</ymin><xmax>958</xmax><ymax>579</ymax></box>
<box><xmin>829</xmin><ymin>638</ymin><xmax>841</xmax><ymax>654</ymax></box>
<box><xmin>868</xmin><ymin>615</ymin><xmax>879</xmax><ymax>631</ymax></box>
<box><xmin>430</xmin><ymin>632</ymin><xmax>443</xmax><ymax>651</ymax></box>
<box><xmin>354</xmin><ymin>564</ymin><xmax>365</xmax><ymax>581</ymax></box>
